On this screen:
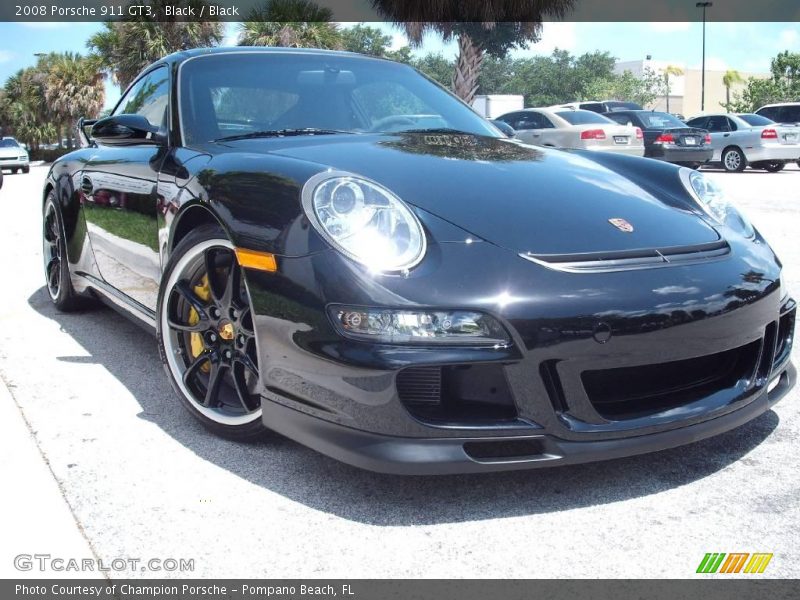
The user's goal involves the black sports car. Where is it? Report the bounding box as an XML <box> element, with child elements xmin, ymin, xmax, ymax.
<box><xmin>43</xmin><ymin>48</ymin><xmax>795</xmax><ymax>474</ymax></box>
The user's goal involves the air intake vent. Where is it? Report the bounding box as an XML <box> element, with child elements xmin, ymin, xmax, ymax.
<box><xmin>396</xmin><ymin>367</ymin><xmax>442</xmax><ymax>404</ymax></box>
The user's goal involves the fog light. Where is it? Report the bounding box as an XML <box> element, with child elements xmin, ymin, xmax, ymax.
<box><xmin>331</xmin><ymin>306</ymin><xmax>510</xmax><ymax>346</ymax></box>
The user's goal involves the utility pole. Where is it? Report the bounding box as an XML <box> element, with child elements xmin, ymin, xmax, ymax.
<box><xmin>696</xmin><ymin>2</ymin><xmax>713</xmax><ymax>113</ymax></box>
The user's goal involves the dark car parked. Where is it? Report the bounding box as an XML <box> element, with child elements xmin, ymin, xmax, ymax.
<box><xmin>604</xmin><ymin>110</ymin><xmax>712</xmax><ymax>168</ymax></box>
<box><xmin>42</xmin><ymin>48</ymin><xmax>795</xmax><ymax>474</ymax></box>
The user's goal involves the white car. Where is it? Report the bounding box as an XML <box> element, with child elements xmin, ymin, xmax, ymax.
<box><xmin>686</xmin><ymin>113</ymin><xmax>800</xmax><ymax>172</ymax></box>
<box><xmin>0</xmin><ymin>137</ymin><xmax>30</xmax><ymax>174</ymax></box>
<box><xmin>495</xmin><ymin>108</ymin><xmax>645</xmax><ymax>156</ymax></box>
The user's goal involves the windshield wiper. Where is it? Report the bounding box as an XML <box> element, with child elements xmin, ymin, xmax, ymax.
<box><xmin>214</xmin><ymin>128</ymin><xmax>355</xmax><ymax>142</ymax></box>
<box><xmin>399</xmin><ymin>127</ymin><xmax>475</xmax><ymax>135</ymax></box>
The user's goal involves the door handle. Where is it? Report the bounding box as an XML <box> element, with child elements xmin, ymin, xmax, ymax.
<box><xmin>80</xmin><ymin>176</ymin><xmax>93</xmax><ymax>196</ymax></box>
<box><xmin>723</xmin><ymin>133</ymin><xmax>730</xmax><ymax>137</ymax></box>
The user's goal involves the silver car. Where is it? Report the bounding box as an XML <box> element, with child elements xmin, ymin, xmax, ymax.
<box><xmin>0</xmin><ymin>137</ymin><xmax>30</xmax><ymax>174</ymax></box>
<box><xmin>495</xmin><ymin>108</ymin><xmax>645</xmax><ymax>156</ymax></box>
<box><xmin>686</xmin><ymin>113</ymin><xmax>800</xmax><ymax>172</ymax></box>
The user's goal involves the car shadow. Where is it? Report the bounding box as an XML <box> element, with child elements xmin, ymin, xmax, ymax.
<box><xmin>28</xmin><ymin>286</ymin><xmax>780</xmax><ymax>526</ymax></box>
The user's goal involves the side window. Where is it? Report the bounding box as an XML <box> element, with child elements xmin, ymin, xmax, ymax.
<box><xmin>687</xmin><ymin>117</ymin><xmax>707</xmax><ymax>129</ymax></box>
<box><xmin>705</xmin><ymin>116</ymin><xmax>729</xmax><ymax>132</ymax></box>
<box><xmin>496</xmin><ymin>113</ymin><xmax>519</xmax><ymax>128</ymax></box>
<box><xmin>757</xmin><ymin>107</ymin><xmax>776</xmax><ymax>121</ymax></box>
<box><xmin>113</xmin><ymin>67</ymin><xmax>169</xmax><ymax>131</ymax></box>
<box><xmin>726</xmin><ymin>117</ymin><xmax>738</xmax><ymax>131</ymax></box>
<box><xmin>605</xmin><ymin>113</ymin><xmax>629</xmax><ymax>125</ymax></box>
<box><xmin>539</xmin><ymin>114</ymin><xmax>556</xmax><ymax>129</ymax></box>
<box><xmin>515</xmin><ymin>113</ymin><xmax>542</xmax><ymax>130</ymax></box>
<box><xmin>782</xmin><ymin>106</ymin><xmax>800</xmax><ymax>123</ymax></box>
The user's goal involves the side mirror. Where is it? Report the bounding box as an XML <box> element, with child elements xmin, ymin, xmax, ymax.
<box><xmin>490</xmin><ymin>120</ymin><xmax>516</xmax><ymax>138</ymax></box>
<box><xmin>77</xmin><ymin>117</ymin><xmax>97</xmax><ymax>148</ymax></box>
<box><xmin>91</xmin><ymin>114</ymin><xmax>164</xmax><ymax>146</ymax></box>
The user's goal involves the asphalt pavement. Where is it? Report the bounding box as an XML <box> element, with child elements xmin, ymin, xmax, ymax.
<box><xmin>0</xmin><ymin>164</ymin><xmax>798</xmax><ymax>579</ymax></box>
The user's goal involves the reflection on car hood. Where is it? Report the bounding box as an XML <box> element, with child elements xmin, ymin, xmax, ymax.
<box><xmin>224</xmin><ymin>132</ymin><xmax>719</xmax><ymax>256</ymax></box>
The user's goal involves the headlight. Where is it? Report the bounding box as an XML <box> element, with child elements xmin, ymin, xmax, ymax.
<box><xmin>680</xmin><ymin>168</ymin><xmax>754</xmax><ymax>238</ymax></box>
<box><xmin>302</xmin><ymin>172</ymin><xmax>426</xmax><ymax>272</ymax></box>
<box><xmin>331</xmin><ymin>306</ymin><xmax>510</xmax><ymax>346</ymax></box>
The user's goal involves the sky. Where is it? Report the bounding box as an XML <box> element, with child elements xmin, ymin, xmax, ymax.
<box><xmin>0</xmin><ymin>21</ymin><xmax>797</xmax><ymax>109</ymax></box>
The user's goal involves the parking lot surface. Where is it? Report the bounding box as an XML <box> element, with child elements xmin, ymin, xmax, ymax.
<box><xmin>0</xmin><ymin>164</ymin><xmax>798</xmax><ymax>578</ymax></box>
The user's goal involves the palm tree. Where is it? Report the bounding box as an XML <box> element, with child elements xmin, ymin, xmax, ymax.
<box><xmin>371</xmin><ymin>1</ymin><xmax>575</xmax><ymax>103</ymax></box>
<box><xmin>662</xmin><ymin>65</ymin><xmax>684</xmax><ymax>113</ymax></box>
<box><xmin>238</xmin><ymin>0</ymin><xmax>342</xmax><ymax>49</ymax></box>
<box><xmin>88</xmin><ymin>1</ymin><xmax>223</xmax><ymax>89</ymax></box>
<box><xmin>45</xmin><ymin>53</ymin><xmax>106</xmax><ymax>147</ymax></box>
<box><xmin>722</xmin><ymin>69</ymin><xmax>744</xmax><ymax>111</ymax></box>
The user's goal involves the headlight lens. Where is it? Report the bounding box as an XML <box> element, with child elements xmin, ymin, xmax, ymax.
<box><xmin>302</xmin><ymin>172</ymin><xmax>426</xmax><ymax>272</ymax></box>
<box><xmin>680</xmin><ymin>169</ymin><xmax>754</xmax><ymax>237</ymax></box>
<box><xmin>331</xmin><ymin>306</ymin><xmax>510</xmax><ymax>346</ymax></box>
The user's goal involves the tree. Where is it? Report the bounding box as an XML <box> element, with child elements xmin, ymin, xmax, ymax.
<box><xmin>371</xmin><ymin>1</ymin><xmax>575</xmax><ymax>103</ymax></box>
<box><xmin>584</xmin><ymin>68</ymin><xmax>664</xmax><ymax>108</ymax></box>
<box><xmin>239</xmin><ymin>0</ymin><xmax>342</xmax><ymax>49</ymax></box>
<box><xmin>88</xmin><ymin>1</ymin><xmax>223</xmax><ymax>89</ymax></box>
<box><xmin>721</xmin><ymin>70</ymin><xmax>744</xmax><ymax>111</ymax></box>
<box><xmin>729</xmin><ymin>51</ymin><xmax>800</xmax><ymax>112</ymax></box>
<box><xmin>45</xmin><ymin>53</ymin><xmax>105</xmax><ymax>147</ymax></box>
<box><xmin>1</xmin><ymin>65</ymin><xmax>55</xmax><ymax>150</ymax></box>
<box><xmin>662</xmin><ymin>65</ymin><xmax>684</xmax><ymax>113</ymax></box>
<box><xmin>340</xmin><ymin>24</ymin><xmax>393</xmax><ymax>56</ymax></box>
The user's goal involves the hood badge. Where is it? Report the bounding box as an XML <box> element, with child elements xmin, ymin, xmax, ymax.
<box><xmin>608</xmin><ymin>218</ymin><xmax>634</xmax><ymax>233</ymax></box>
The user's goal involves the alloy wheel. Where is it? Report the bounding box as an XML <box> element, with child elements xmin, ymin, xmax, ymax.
<box><xmin>161</xmin><ymin>239</ymin><xmax>261</xmax><ymax>425</ymax></box>
<box><xmin>42</xmin><ymin>199</ymin><xmax>62</xmax><ymax>301</ymax></box>
<box><xmin>723</xmin><ymin>149</ymin><xmax>743</xmax><ymax>172</ymax></box>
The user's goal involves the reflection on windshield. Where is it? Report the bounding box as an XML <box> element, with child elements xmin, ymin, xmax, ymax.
<box><xmin>180</xmin><ymin>53</ymin><xmax>500</xmax><ymax>143</ymax></box>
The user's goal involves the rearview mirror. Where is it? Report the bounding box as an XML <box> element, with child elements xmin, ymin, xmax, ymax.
<box><xmin>91</xmin><ymin>114</ymin><xmax>164</xmax><ymax>146</ymax></box>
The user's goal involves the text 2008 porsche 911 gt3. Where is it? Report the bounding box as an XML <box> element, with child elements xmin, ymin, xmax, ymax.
<box><xmin>43</xmin><ymin>48</ymin><xmax>795</xmax><ymax>474</ymax></box>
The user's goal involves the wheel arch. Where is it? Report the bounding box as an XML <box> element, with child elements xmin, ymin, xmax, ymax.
<box><xmin>168</xmin><ymin>202</ymin><xmax>231</xmax><ymax>257</ymax></box>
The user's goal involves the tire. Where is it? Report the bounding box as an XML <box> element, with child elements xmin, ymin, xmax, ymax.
<box><xmin>22</xmin><ymin>166</ymin><xmax>29</xmax><ymax>174</ymax></box>
<box><xmin>763</xmin><ymin>161</ymin><xmax>785</xmax><ymax>173</ymax></box>
<box><xmin>12</xmin><ymin>168</ymin><xmax>18</xmax><ymax>174</ymax></box>
<box><xmin>42</xmin><ymin>192</ymin><xmax>83</xmax><ymax>311</ymax></box>
<box><xmin>721</xmin><ymin>147</ymin><xmax>747</xmax><ymax>172</ymax></box>
<box><xmin>157</xmin><ymin>224</ymin><xmax>267</xmax><ymax>440</ymax></box>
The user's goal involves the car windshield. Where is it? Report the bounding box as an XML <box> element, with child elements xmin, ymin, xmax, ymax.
<box><xmin>179</xmin><ymin>52</ymin><xmax>500</xmax><ymax>144</ymax></box>
<box><xmin>638</xmin><ymin>112</ymin><xmax>687</xmax><ymax>128</ymax></box>
<box><xmin>0</xmin><ymin>139</ymin><xmax>20</xmax><ymax>148</ymax></box>
<box><xmin>738</xmin><ymin>114</ymin><xmax>774</xmax><ymax>126</ymax></box>
<box><xmin>555</xmin><ymin>110</ymin><xmax>614</xmax><ymax>125</ymax></box>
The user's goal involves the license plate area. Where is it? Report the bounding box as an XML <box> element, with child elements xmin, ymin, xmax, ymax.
<box><xmin>683</xmin><ymin>136</ymin><xmax>698</xmax><ymax>145</ymax></box>
<box><xmin>614</xmin><ymin>136</ymin><xmax>628</xmax><ymax>144</ymax></box>
<box><xmin>784</xmin><ymin>133</ymin><xmax>798</xmax><ymax>143</ymax></box>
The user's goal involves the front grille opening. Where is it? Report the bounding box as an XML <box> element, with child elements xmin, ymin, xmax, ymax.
<box><xmin>582</xmin><ymin>340</ymin><xmax>761</xmax><ymax>420</ymax></box>
<box><xmin>397</xmin><ymin>364</ymin><xmax>517</xmax><ymax>424</ymax></box>
<box><xmin>463</xmin><ymin>439</ymin><xmax>545</xmax><ymax>461</ymax></box>
<box><xmin>775</xmin><ymin>310</ymin><xmax>796</xmax><ymax>368</ymax></box>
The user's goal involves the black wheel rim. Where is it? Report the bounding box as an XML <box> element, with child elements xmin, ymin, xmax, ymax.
<box><xmin>165</xmin><ymin>244</ymin><xmax>261</xmax><ymax>421</ymax></box>
<box><xmin>43</xmin><ymin>200</ymin><xmax>62</xmax><ymax>300</ymax></box>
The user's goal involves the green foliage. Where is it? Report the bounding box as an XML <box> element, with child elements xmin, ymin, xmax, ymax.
<box><xmin>729</xmin><ymin>51</ymin><xmax>800</xmax><ymax>112</ymax></box>
<box><xmin>340</xmin><ymin>24</ymin><xmax>393</xmax><ymax>56</ymax></box>
<box><xmin>239</xmin><ymin>0</ymin><xmax>341</xmax><ymax>49</ymax></box>
<box><xmin>87</xmin><ymin>1</ymin><xmax>223</xmax><ymax>89</ymax></box>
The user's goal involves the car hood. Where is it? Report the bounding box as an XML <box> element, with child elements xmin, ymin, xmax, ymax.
<box><xmin>223</xmin><ymin>132</ymin><xmax>719</xmax><ymax>256</ymax></box>
<box><xmin>0</xmin><ymin>147</ymin><xmax>23</xmax><ymax>158</ymax></box>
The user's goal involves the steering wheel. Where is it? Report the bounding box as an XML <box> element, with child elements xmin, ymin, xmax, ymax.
<box><xmin>369</xmin><ymin>115</ymin><xmax>418</xmax><ymax>132</ymax></box>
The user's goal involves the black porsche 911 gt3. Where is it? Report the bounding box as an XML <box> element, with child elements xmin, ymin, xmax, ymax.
<box><xmin>43</xmin><ymin>47</ymin><xmax>795</xmax><ymax>474</ymax></box>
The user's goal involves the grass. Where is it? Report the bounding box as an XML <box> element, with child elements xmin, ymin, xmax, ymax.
<box><xmin>83</xmin><ymin>205</ymin><xmax>159</xmax><ymax>253</ymax></box>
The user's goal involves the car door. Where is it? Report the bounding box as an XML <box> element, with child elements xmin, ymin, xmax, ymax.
<box><xmin>81</xmin><ymin>66</ymin><xmax>170</xmax><ymax>313</ymax></box>
<box><xmin>699</xmin><ymin>116</ymin><xmax>732</xmax><ymax>161</ymax></box>
<box><xmin>508</xmin><ymin>112</ymin><xmax>546</xmax><ymax>145</ymax></box>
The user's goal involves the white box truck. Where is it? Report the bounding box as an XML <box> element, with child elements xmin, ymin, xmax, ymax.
<box><xmin>472</xmin><ymin>95</ymin><xmax>525</xmax><ymax>118</ymax></box>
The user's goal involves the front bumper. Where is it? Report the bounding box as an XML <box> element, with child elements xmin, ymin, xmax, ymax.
<box><xmin>0</xmin><ymin>158</ymin><xmax>29</xmax><ymax>169</ymax></box>
<box><xmin>262</xmin><ymin>362</ymin><xmax>794</xmax><ymax>474</ymax></box>
<box><xmin>247</xmin><ymin>228</ymin><xmax>795</xmax><ymax>474</ymax></box>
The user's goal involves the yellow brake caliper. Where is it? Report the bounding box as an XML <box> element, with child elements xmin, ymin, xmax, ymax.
<box><xmin>189</xmin><ymin>274</ymin><xmax>211</xmax><ymax>373</ymax></box>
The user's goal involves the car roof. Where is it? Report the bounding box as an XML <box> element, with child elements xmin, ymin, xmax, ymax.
<box><xmin>151</xmin><ymin>46</ymin><xmax>383</xmax><ymax>69</ymax></box>
<box><xmin>757</xmin><ymin>102</ymin><xmax>800</xmax><ymax>109</ymax></box>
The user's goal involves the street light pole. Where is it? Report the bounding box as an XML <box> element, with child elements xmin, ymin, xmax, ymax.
<box><xmin>696</xmin><ymin>2</ymin><xmax>713</xmax><ymax>113</ymax></box>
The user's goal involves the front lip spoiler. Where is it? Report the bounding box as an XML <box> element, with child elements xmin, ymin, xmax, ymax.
<box><xmin>261</xmin><ymin>362</ymin><xmax>795</xmax><ymax>475</ymax></box>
